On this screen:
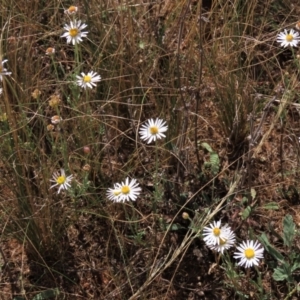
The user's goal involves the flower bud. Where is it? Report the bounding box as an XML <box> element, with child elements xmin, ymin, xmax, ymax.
<box><xmin>182</xmin><ymin>212</ymin><xmax>190</xmax><ymax>220</ymax></box>
<box><xmin>82</xmin><ymin>164</ymin><xmax>91</xmax><ymax>172</ymax></box>
<box><xmin>51</xmin><ymin>115</ymin><xmax>62</xmax><ymax>125</ymax></box>
<box><xmin>83</xmin><ymin>146</ymin><xmax>91</xmax><ymax>154</ymax></box>
<box><xmin>45</xmin><ymin>47</ymin><xmax>55</xmax><ymax>55</ymax></box>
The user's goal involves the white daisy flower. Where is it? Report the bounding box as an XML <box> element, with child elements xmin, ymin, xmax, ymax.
<box><xmin>115</xmin><ymin>177</ymin><xmax>141</xmax><ymax>202</ymax></box>
<box><xmin>107</xmin><ymin>184</ymin><xmax>122</xmax><ymax>202</ymax></box>
<box><xmin>277</xmin><ymin>29</ymin><xmax>300</xmax><ymax>48</ymax></box>
<box><xmin>0</xmin><ymin>60</ymin><xmax>12</xmax><ymax>81</ymax></box>
<box><xmin>208</xmin><ymin>227</ymin><xmax>235</xmax><ymax>254</ymax></box>
<box><xmin>76</xmin><ymin>71</ymin><xmax>101</xmax><ymax>89</ymax></box>
<box><xmin>65</xmin><ymin>5</ymin><xmax>78</xmax><ymax>15</ymax></box>
<box><xmin>202</xmin><ymin>220</ymin><xmax>231</xmax><ymax>246</ymax></box>
<box><xmin>50</xmin><ymin>168</ymin><xmax>73</xmax><ymax>194</ymax></box>
<box><xmin>61</xmin><ymin>20</ymin><xmax>88</xmax><ymax>45</ymax></box>
<box><xmin>139</xmin><ymin>118</ymin><xmax>168</xmax><ymax>144</ymax></box>
<box><xmin>233</xmin><ymin>240</ymin><xmax>264</xmax><ymax>268</ymax></box>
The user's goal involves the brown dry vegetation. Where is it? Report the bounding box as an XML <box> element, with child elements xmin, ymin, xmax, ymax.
<box><xmin>1</xmin><ymin>0</ymin><xmax>300</xmax><ymax>299</ymax></box>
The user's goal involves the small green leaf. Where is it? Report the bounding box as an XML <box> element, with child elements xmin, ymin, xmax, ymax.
<box><xmin>273</xmin><ymin>266</ymin><xmax>288</xmax><ymax>281</ymax></box>
<box><xmin>262</xmin><ymin>202</ymin><xmax>279</xmax><ymax>210</ymax></box>
<box><xmin>167</xmin><ymin>223</ymin><xmax>185</xmax><ymax>231</ymax></box>
<box><xmin>291</xmin><ymin>262</ymin><xmax>300</xmax><ymax>273</ymax></box>
<box><xmin>240</xmin><ymin>206</ymin><xmax>251</xmax><ymax>220</ymax></box>
<box><xmin>283</xmin><ymin>214</ymin><xmax>295</xmax><ymax>247</ymax></box>
<box><xmin>210</xmin><ymin>152</ymin><xmax>220</xmax><ymax>175</ymax></box>
<box><xmin>241</xmin><ymin>196</ymin><xmax>248</xmax><ymax>205</ymax></box>
<box><xmin>32</xmin><ymin>288</ymin><xmax>60</xmax><ymax>300</ymax></box>
<box><xmin>259</xmin><ymin>233</ymin><xmax>284</xmax><ymax>262</ymax></box>
<box><xmin>201</xmin><ymin>142</ymin><xmax>213</xmax><ymax>153</ymax></box>
<box><xmin>250</xmin><ymin>188</ymin><xmax>256</xmax><ymax>200</ymax></box>
<box><xmin>273</xmin><ymin>263</ymin><xmax>293</xmax><ymax>283</ymax></box>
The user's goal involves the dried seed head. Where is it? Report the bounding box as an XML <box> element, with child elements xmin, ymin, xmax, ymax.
<box><xmin>65</xmin><ymin>5</ymin><xmax>78</xmax><ymax>15</ymax></box>
<box><xmin>82</xmin><ymin>164</ymin><xmax>91</xmax><ymax>172</ymax></box>
<box><xmin>49</xmin><ymin>94</ymin><xmax>61</xmax><ymax>108</ymax></box>
<box><xmin>45</xmin><ymin>47</ymin><xmax>55</xmax><ymax>55</ymax></box>
<box><xmin>47</xmin><ymin>124</ymin><xmax>54</xmax><ymax>131</ymax></box>
<box><xmin>51</xmin><ymin>115</ymin><xmax>62</xmax><ymax>125</ymax></box>
<box><xmin>83</xmin><ymin>146</ymin><xmax>91</xmax><ymax>154</ymax></box>
<box><xmin>31</xmin><ymin>89</ymin><xmax>41</xmax><ymax>99</ymax></box>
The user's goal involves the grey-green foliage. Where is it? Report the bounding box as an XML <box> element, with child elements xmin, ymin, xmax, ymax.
<box><xmin>13</xmin><ymin>288</ymin><xmax>60</xmax><ymax>300</ymax></box>
<box><xmin>283</xmin><ymin>214</ymin><xmax>295</xmax><ymax>248</ymax></box>
<box><xmin>201</xmin><ymin>142</ymin><xmax>220</xmax><ymax>176</ymax></box>
<box><xmin>32</xmin><ymin>289</ymin><xmax>60</xmax><ymax>300</ymax></box>
<box><xmin>259</xmin><ymin>215</ymin><xmax>300</xmax><ymax>285</ymax></box>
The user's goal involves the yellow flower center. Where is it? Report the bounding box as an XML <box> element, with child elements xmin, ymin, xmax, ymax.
<box><xmin>286</xmin><ymin>34</ymin><xmax>294</xmax><ymax>42</ymax></box>
<box><xmin>244</xmin><ymin>248</ymin><xmax>255</xmax><ymax>259</ymax></box>
<box><xmin>56</xmin><ymin>176</ymin><xmax>66</xmax><ymax>185</ymax></box>
<box><xmin>150</xmin><ymin>126</ymin><xmax>159</xmax><ymax>135</ymax></box>
<box><xmin>83</xmin><ymin>75</ymin><xmax>91</xmax><ymax>83</ymax></box>
<box><xmin>219</xmin><ymin>238</ymin><xmax>227</xmax><ymax>245</ymax></box>
<box><xmin>121</xmin><ymin>185</ymin><xmax>130</xmax><ymax>194</ymax></box>
<box><xmin>213</xmin><ymin>227</ymin><xmax>221</xmax><ymax>237</ymax></box>
<box><xmin>113</xmin><ymin>190</ymin><xmax>121</xmax><ymax>196</ymax></box>
<box><xmin>69</xmin><ymin>28</ymin><xmax>79</xmax><ymax>37</ymax></box>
